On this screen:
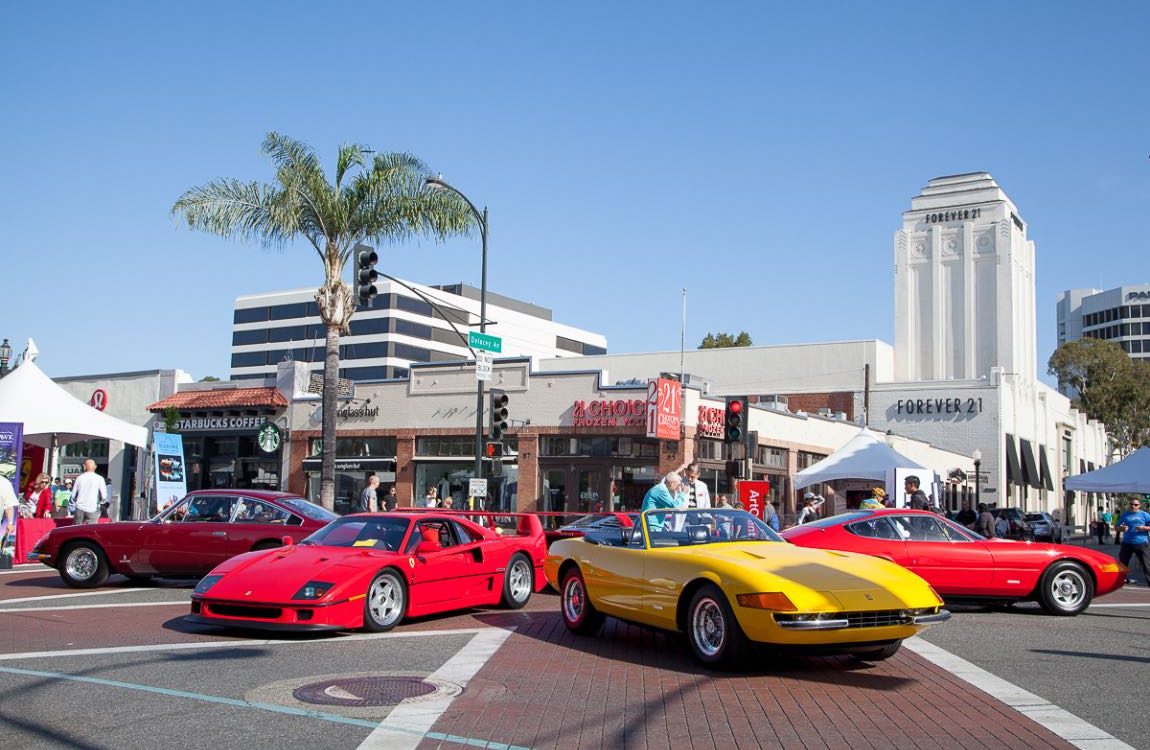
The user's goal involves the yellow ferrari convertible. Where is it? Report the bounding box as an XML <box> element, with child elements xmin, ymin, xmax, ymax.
<box><xmin>544</xmin><ymin>508</ymin><xmax>949</xmax><ymax>668</ymax></box>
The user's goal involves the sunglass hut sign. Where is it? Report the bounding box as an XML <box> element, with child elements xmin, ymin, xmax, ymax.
<box><xmin>571</xmin><ymin>399</ymin><xmax>646</xmax><ymax>427</ymax></box>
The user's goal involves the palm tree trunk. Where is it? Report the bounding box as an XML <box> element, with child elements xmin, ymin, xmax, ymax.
<box><xmin>320</xmin><ymin>322</ymin><xmax>340</xmax><ymax>511</ymax></box>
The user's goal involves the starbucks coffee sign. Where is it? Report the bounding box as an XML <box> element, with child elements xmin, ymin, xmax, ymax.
<box><xmin>257</xmin><ymin>423</ymin><xmax>282</xmax><ymax>453</ymax></box>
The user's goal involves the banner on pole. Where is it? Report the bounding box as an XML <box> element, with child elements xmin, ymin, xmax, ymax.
<box><xmin>154</xmin><ymin>432</ymin><xmax>188</xmax><ymax>512</ymax></box>
<box><xmin>645</xmin><ymin>378</ymin><xmax>682</xmax><ymax>440</ymax></box>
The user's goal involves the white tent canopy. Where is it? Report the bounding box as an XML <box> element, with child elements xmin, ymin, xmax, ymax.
<box><xmin>0</xmin><ymin>359</ymin><xmax>148</xmax><ymax>448</ymax></box>
<box><xmin>1064</xmin><ymin>447</ymin><xmax>1150</xmax><ymax>494</ymax></box>
<box><xmin>794</xmin><ymin>427</ymin><xmax>928</xmax><ymax>490</ymax></box>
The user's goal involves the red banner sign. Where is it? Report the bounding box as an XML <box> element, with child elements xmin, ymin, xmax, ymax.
<box><xmin>737</xmin><ymin>480</ymin><xmax>771</xmax><ymax>520</ymax></box>
<box><xmin>646</xmin><ymin>378</ymin><xmax>681</xmax><ymax>440</ymax></box>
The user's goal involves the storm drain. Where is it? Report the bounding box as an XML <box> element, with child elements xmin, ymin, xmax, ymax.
<box><xmin>293</xmin><ymin>676</ymin><xmax>439</xmax><ymax>707</ymax></box>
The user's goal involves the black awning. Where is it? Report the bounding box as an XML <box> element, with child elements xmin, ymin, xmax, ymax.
<box><xmin>1005</xmin><ymin>434</ymin><xmax>1023</xmax><ymax>487</ymax></box>
<box><xmin>1038</xmin><ymin>445</ymin><xmax>1054</xmax><ymax>491</ymax></box>
<box><xmin>301</xmin><ymin>457</ymin><xmax>396</xmax><ymax>472</ymax></box>
<box><xmin>1088</xmin><ymin>461</ymin><xmax>1096</xmax><ymax>472</ymax></box>
<box><xmin>1019</xmin><ymin>438</ymin><xmax>1042</xmax><ymax>489</ymax></box>
<box><xmin>1080</xmin><ymin>458</ymin><xmax>1087</xmax><ymax>474</ymax></box>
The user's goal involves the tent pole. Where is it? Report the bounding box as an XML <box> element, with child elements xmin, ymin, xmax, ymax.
<box><xmin>48</xmin><ymin>433</ymin><xmax>58</xmax><ymax>480</ymax></box>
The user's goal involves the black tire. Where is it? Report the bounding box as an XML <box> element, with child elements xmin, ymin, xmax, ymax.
<box><xmin>252</xmin><ymin>540</ymin><xmax>281</xmax><ymax>552</ymax></box>
<box><xmin>852</xmin><ymin>641</ymin><xmax>902</xmax><ymax>662</ymax></box>
<box><xmin>363</xmin><ymin>569</ymin><xmax>407</xmax><ymax>632</ymax></box>
<box><xmin>501</xmin><ymin>553</ymin><xmax>533</xmax><ymax>609</ymax></box>
<box><xmin>560</xmin><ymin>567</ymin><xmax>604</xmax><ymax>635</ymax></box>
<box><xmin>685</xmin><ymin>584</ymin><xmax>750</xmax><ymax>669</ymax></box>
<box><xmin>59</xmin><ymin>541</ymin><xmax>109</xmax><ymax>588</ymax></box>
<box><xmin>1037</xmin><ymin>560</ymin><xmax>1093</xmax><ymax>616</ymax></box>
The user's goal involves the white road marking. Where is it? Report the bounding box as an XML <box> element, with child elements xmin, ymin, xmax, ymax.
<box><xmin>357</xmin><ymin>627</ymin><xmax>514</xmax><ymax>750</ymax></box>
<box><xmin>906</xmin><ymin>637</ymin><xmax>1134</xmax><ymax>750</ymax></box>
<box><xmin>0</xmin><ymin>567</ymin><xmax>54</xmax><ymax>575</ymax></box>
<box><xmin>0</xmin><ymin>600</ymin><xmax>189</xmax><ymax>613</ymax></box>
<box><xmin>0</xmin><ymin>588</ymin><xmax>141</xmax><ymax>605</ymax></box>
<box><xmin>1088</xmin><ymin>602</ymin><xmax>1150</xmax><ymax>608</ymax></box>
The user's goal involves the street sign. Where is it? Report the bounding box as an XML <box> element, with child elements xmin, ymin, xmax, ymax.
<box><xmin>475</xmin><ymin>351</ymin><xmax>493</xmax><ymax>381</ymax></box>
<box><xmin>469</xmin><ymin>478</ymin><xmax>488</xmax><ymax>498</ymax></box>
<box><xmin>468</xmin><ymin>331</ymin><xmax>502</xmax><ymax>353</ymax></box>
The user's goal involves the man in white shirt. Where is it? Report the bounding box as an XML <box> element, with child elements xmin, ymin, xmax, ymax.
<box><xmin>71</xmin><ymin>460</ymin><xmax>107</xmax><ymax>525</ymax></box>
<box><xmin>680</xmin><ymin>463</ymin><xmax>711</xmax><ymax>509</ymax></box>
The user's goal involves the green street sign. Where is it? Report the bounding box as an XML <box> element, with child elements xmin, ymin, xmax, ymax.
<box><xmin>468</xmin><ymin>331</ymin><xmax>502</xmax><ymax>353</ymax></box>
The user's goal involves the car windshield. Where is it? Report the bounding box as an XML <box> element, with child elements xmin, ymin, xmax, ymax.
<box><xmin>641</xmin><ymin>509</ymin><xmax>784</xmax><ymax>546</ymax></box>
<box><xmin>278</xmin><ymin>496</ymin><xmax>339</xmax><ymax>522</ymax></box>
<box><xmin>301</xmin><ymin>516</ymin><xmax>410</xmax><ymax>551</ymax></box>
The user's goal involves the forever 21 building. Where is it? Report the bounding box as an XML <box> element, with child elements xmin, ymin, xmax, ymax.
<box><xmin>229</xmin><ymin>278</ymin><xmax>607</xmax><ymax>383</ymax></box>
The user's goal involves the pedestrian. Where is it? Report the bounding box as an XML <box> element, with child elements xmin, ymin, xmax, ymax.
<box><xmin>762</xmin><ymin>500</ymin><xmax>780</xmax><ymax>532</ymax></box>
<box><xmin>955</xmin><ymin>500</ymin><xmax>977</xmax><ymax>528</ymax></box>
<box><xmin>423</xmin><ymin>487</ymin><xmax>439</xmax><ymax>508</ymax></box>
<box><xmin>641</xmin><ymin>472</ymin><xmax>683</xmax><ymax>531</ymax></box>
<box><xmin>1115</xmin><ymin>498</ymin><xmax>1150</xmax><ymax>585</ymax></box>
<box><xmin>904</xmin><ymin>476</ymin><xmax>930</xmax><ymax>510</ymax></box>
<box><xmin>383</xmin><ymin>486</ymin><xmax>398</xmax><ymax>512</ymax></box>
<box><xmin>25</xmin><ymin>473</ymin><xmax>55</xmax><ymax>519</ymax></box>
<box><xmin>56</xmin><ymin>479</ymin><xmax>73</xmax><ymax>515</ymax></box>
<box><xmin>796</xmin><ymin>492</ymin><xmax>825</xmax><ymax>525</ymax></box>
<box><xmin>715</xmin><ymin>494</ymin><xmax>733</xmax><ymax>508</ymax></box>
<box><xmin>860</xmin><ymin>487</ymin><xmax>887</xmax><ymax>511</ymax></box>
<box><xmin>679</xmin><ymin>463</ymin><xmax>712</xmax><ymax>509</ymax></box>
<box><xmin>359</xmin><ymin>474</ymin><xmax>380</xmax><ymax>513</ymax></box>
<box><xmin>1095</xmin><ymin>505</ymin><xmax>1111</xmax><ymax>545</ymax></box>
<box><xmin>994</xmin><ymin>510</ymin><xmax>1010</xmax><ymax>539</ymax></box>
<box><xmin>442</xmin><ymin>496</ymin><xmax>455</xmax><ymax>510</ymax></box>
<box><xmin>0</xmin><ymin>474</ymin><xmax>19</xmax><ymax>550</ymax></box>
<box><xmin>103</xmin><ymin>478</ymin><xmax>115</xmax><ymax>520</ymax></box>
<box><xmin>70</xmin><ymin>460</ymin><xmax>106</xmax><ymax>525</ymax></box>
<box><xmin>974</xmin><ymin>503</ymin><xmax>996</xmax><ymax>538</ymax></box>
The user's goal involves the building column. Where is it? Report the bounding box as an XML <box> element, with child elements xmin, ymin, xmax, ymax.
<box><xmin>515</xmin><ymin>432</ymin><xmax>539</xmax><ymax>513</ymax></box>
<box><xmin>396</xmin><ymin>435</ymin><xmax>416</xmax><ymax>508</ymax></box>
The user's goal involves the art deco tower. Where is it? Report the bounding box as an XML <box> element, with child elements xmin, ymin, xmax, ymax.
<box><xmin>894</xmin><ymin>173</ymin><xmax>1037</xmax><ymax>382</ymax></box>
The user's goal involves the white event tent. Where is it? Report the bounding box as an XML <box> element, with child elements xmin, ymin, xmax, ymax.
<box><xmin>1063</xmin><ymin>447</ymin><xmax>1150</xmax><ymax>494</ymax></box>
<box><xmin>0</xmin><ymin>358</ymin><xmax>148</xmax><ymax>448</ymax></box>
<box><xmin>794</xmin><ymin>427</ymin><xmax>928</xmax><ymax>490</ymax></box>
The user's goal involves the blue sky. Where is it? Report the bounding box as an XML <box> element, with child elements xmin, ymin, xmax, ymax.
<box><xmin>2</xmin><ymin>2</ymin><xmax>1147</xmax><ymax>383</ymax></box>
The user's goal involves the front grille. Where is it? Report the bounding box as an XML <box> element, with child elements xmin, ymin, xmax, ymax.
<box><xmin>208</xmin><ymin>603</ymin><xmax>283</xmax><ymax>620</ymax></box>
<box><xmin>841</xmin><ymin>610</ymin><xmax>905</xmax><ymax>628</ymax></box>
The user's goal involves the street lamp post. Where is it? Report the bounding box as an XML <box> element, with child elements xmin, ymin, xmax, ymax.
<box><xmin>972</xmin><ymin>449</ymin><xmax>982</xmax><ymax>507</ymax></box>
<box><xmin>425</xmin><ymin>176</ymin><xmax>488</xmax><ymax>481</ymax></box>
<box><xmin>0</xmin><ymin>338</ymin><xmax>11</xmax><ymax>378</ymax></box>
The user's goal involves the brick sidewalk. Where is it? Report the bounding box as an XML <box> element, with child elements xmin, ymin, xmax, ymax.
<box><xmin>416</xmin><ymin>597</ymin><xmax>1075</xmax><ymax>750</ymax></box>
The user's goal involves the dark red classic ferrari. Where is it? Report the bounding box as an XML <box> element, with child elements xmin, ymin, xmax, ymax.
<box><xmin>27</xmin><ymin>490</ymin><xmax>337</xmax><ymax>588</ymax></box>
<box><xmin>781</xmin><ymin>509</ymin><xmax>1127</xmax><ymax>615</ymax></box>
<box><xmin>186</xmin><ymin>512</ymin><xmax>548</xmax><ymax>632</ymax></box>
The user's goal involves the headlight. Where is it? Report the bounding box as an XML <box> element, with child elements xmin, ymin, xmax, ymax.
<box><xmin>194</xmin><ymin>575</ymin><xmax>223</xmax><ymax>595</ymax></box>
<box><xmin>736</xmin><ymin>592</ymin><xmax>797</xmax><ymax>611</ymax></box>
<box><xmin>292</xmin><ymin>581</ymin><xmax>335</xmax><ymax>600</ymax></box>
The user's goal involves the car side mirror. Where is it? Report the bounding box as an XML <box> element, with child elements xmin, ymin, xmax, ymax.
<box><xmin>416</xmin><ymin>541</ymin><xmax>439</xmax><ymax>555</ymax></box>
<box><xmin>281</xmin><ymin>536</ymin><xmax>294</xmax><ymax>547</ymax></box>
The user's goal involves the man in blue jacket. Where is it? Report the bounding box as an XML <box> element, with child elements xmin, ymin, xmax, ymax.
<box><xmin>641</xmin><ymin>472</ymin><xmax>684</xmax><ymax>532</ymax></box>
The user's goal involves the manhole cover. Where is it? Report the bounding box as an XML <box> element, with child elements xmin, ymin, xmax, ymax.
<box><xmin>293</xmin><ymin>676</ymin><xmax>438</xmax><ymax>707</ymax></box>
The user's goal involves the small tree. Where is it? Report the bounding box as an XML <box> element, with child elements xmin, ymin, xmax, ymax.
<box><xmin>1048</xmin><ymin>338</ymin><xmax>1150</xmax><ymax>457</ymax></box>
<box><xmin>699</xmin><ymin>331</ymin><xmax>753</xmax><ymax>349</ymax></box>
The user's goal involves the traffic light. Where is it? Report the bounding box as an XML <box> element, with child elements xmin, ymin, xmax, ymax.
<box><xmin>724</xmin><ymin>397</ymin><xmax>746</xmax><ymax>444</ymax></box>
<box><xmin>489</xmin><ymin>388</ymin><xmax>509</xmax><ymax>441</ymax></box>
<box><xmin>356</xmin><ymin>246</ymin><xmax>379</xmax><ymax>306</ymax></box>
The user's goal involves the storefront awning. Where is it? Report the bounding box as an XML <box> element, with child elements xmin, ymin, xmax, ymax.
<box><xmin>1005</xmin><ymin>434</ymin><xmax>1022</xmax><ymax>487</ymax></box>
<box><xmin>1038</xmin><ymin>445</ymin><xmax>1054</xmax><ymax>491</ymax></box>
<box><xmin>1019</xmin><ymin>438</ymin><xmax>1041</xmax><ymax>489</ymax></box>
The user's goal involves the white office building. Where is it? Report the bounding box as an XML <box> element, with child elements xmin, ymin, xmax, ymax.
<box><xmin>230</xmin><ymin>279</ymin><xmax>607</xmax><ymax>382</ymax></box>
<box><xmin>1057</xmin><ymin>284</ymin><xmax>1150</xmax><ymax>365</ymax></box>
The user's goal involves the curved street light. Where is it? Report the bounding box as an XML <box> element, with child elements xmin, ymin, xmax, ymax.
<box><xmin>425</xmin><ymin>176</ymin><xmax>489</xmax><ymax>482</ymax></box>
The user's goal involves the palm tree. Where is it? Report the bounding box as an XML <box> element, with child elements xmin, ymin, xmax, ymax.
<box><xmin>173</xmin><ymin>132</ymin><xmax>473</xmax><ymax>510</ymax></box>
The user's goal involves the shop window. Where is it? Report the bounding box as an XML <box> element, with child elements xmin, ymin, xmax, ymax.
<box><xmin>544</xmin><ymin>471</ymin><xmax>567</xmax><ymax>515</ymax></box>
<box><xmin>416</xmin><ymin>436</ymin><xmax>475</xmax><ymax>457</ymax></box>
<box><xmin>695</xmin><ymin>439</ymin><xmax>723</xmax><ymax>461</ymax></box>
<box><xmin>796</xmin><ymin>451</ymin><xmax>826</xmax><ymax>470</ymax></box>
<box><xmin>757</xmin><ymin>446</ymin><xmax>787</xmax><ymax>468</ymax></box>
<box><xmin>541</xmin><ymin>437</ymin><xmax>575</xmax><ymax>456</ymax></box>
<box><xmin>308</xmin><ymin>437</ymin><xmax>398</xmax><ymax>457</ymax></box>
<box><xmin>576</xmin><ymin>437</ymin><xmax>613</xmax><ymax>457</ymax></box>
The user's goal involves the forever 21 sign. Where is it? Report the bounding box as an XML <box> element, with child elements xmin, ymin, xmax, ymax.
<box><xmin>895</xmin><ymin>397</ymin><xmax>983</xmax><ymax>418</ymax></box>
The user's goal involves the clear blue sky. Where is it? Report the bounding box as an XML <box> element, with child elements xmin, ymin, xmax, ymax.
<box><xmin>3</xmin><ymin>2</ymin><xmax>1147</xmax><ymax>382</ymax></box>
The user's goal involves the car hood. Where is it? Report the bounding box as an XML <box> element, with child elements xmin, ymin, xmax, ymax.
<box><xmin>203</xmin><ymin>544</ymin><xmax>401</xmax><ymax>602</ymax></box>
<box><xmin>670</xmin><ymin>542</ymin><xmax>940</xmax><ymax>611</ymax></box>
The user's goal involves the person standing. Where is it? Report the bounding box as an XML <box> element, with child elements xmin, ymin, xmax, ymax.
<box><xmin>26</xmin><ymin>474</ymin><xmax>55</xmax><ymax>519</ymax></box>
<box><xmin>423</xmin><ymin>487</ymin><xmax>439</xmax><ymax>508</ymax></box>
<box><xmin>1095</xmin><ymin>505</ymin><xmax>1111</xmax><ymax>545</ymax></box>
<box><xmin>860</xmin><ymin>488</ymin><xmax>887</xmax><ymax>511</ymax></box>
<box><xmin>0</xmin><ymin>474</ymin><xmax>19</xmax><ymax>548</ymax></box>
<box><xmin>359</xmin><ymin>475</ymin><xmax>380</xmax><ymax>513</ymax></box>
<box><xmin>383</xmin><ymin>486</ymin><xmax>398</xmax><ymax>512</ymax></box>
<box><xmin>954</xmin><ymin>500</ymin><xmax>977</xmax><ymax>528</ymax></box>
<box><xmin>55</xmin><ymin>479</ymin><xmax>73</xmax><ymax>516</ymax></box>
<box><xmin>1116</xmin><ymin>499</ymin><xmax>1150</xmax><ymax>585</ymax></box>
<box><xmin>679</xmin><ymin>463</ymin><xmax>712</xmax><ymax>509</ymax></box>
<box><xmin>796</xmin><ymin>492</ymin><xmax>825</xmax><ymax>525</ymax></box>
<box><xmin>974</xmin><ymin>503</ymin><xmax>996</xmax><ymax>538</ymax></box>
<box><xmin>904</xmin><ymin>476</ymin><xmax>930</xmax><ymax>510</ymax></box>
<box><xmin>70</xmin><ymin>460</ymin><xmax>106</xmax><ymax>525</ymax></box>
<box><xmin>104</xmin><ymin>478</ymin><xmax>115</xmax><ymax>520</ymax></box>
<box><xmin>761</xmin><ymin>500</ymin><xmax>780</xmax><ymax>531</ymax></box>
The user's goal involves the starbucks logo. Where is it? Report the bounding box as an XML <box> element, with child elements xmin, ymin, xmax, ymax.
<box><xmin>257</xmin><ymin>423</ymin><xmax>281</xmax><ymax>453</ymax></box>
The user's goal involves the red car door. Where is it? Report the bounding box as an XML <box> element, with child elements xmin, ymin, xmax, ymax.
<box><xmin>136</xmin><ymin>495</ymin><xmax>234</xmax><ymax>575</ymax></box>
<box><xmin>407</xmin><ymin>520</ymin><xmax>480</xmax><ymax>606</ymax></box>
<box><xmin>889</xmin><ymin>514</ymin><xmax>994</xmax><ymax>594</ymax></box>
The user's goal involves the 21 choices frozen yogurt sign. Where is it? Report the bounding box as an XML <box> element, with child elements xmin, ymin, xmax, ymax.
<box><xmin>646</xmin><ymin>378</ymin><xmax>682</xmax><ymax>441</ymax></box>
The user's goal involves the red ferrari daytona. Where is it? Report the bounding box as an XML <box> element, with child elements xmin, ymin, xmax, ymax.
<box><xmin>781</xmin><ymin>509</ymin><xmax>1126</xmax><ymax>615</ymax></box>
<box><xmin>187</xmin><ymin>512</ymin><xmax>548</xmax><ymax>632</ymax></box>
